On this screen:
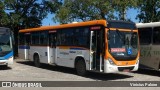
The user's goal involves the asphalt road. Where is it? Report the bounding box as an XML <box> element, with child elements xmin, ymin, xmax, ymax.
<box><xmin>0</xmin><ymin>59</ymin><xmax>159</xmax><ymax>90</ymax></box>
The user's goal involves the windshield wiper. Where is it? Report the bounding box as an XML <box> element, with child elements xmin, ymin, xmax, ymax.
<box><xmin>116</xmin><ymin>29</ymin><xmax>125</xmax><ymax>42</ymax></box>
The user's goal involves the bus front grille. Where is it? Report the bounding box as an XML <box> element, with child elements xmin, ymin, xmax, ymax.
<box><xmin>118</xmin><ymin>66</ymin><xmax>134</xmax><ymax>71</ymax></box>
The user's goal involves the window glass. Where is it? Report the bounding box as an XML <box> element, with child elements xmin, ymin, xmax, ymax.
<box><xmin>40</xmin><ymin>31</ymin><xmax>48</xmax><ymax>45</ymax></box>
<box><xmin>138</xmin><ymin>28</ymin><xmax>152</xmax><ymax>45</ymax></box>
<box><xmin>25</xmin><ymin>34</ymin><xmax>31</xmax><ymax>45</ymax></box>
<box><xmin>74</xmin><ymin>28</ymin><xmax>89</xmax><ymax>46</ymax></box>
<box><xmin>49</xmin><ymin>32</ymin><xmax>56</xmax><ymax>46</ymax></box>
<box><xmin>31</xmin><ymin>32</ymin><xmax>40</xmax><ymax>45</ymax></box>
<box><xmin>108</xmin><ymin>20</ymin><xmax>136</xmax><ymax>29</ymax></box>
<box><xmin>153</xmin><ymin>27</ymin><xmax>160</xmax><ymax>44</ymax></box>
<box><xmin>57</xmin><ymin>27</ymin><xmax>90</xmax><ymax>47</ymax></box>
<box><xmin>19</xmin><ymin>33</ymin><xmax>25</xmax><ymax>45</ymax></box>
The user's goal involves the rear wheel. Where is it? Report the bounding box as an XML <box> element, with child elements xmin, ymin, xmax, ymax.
<box><xmin>34</xmin><ymin>54</ymin><xmax>40</xmax><ymax>67</ymax></box>
<box><xmin>75</xmin><ymin>60</ymin><xmax>87</xmax><ymax>76</ymax></box>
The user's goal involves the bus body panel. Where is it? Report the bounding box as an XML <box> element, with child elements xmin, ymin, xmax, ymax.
<box><xmin>18</xmin><ymin>20</ymin><xmax>139</xmax><ymax>74</ymax></box>
<box><xmin>56</xmin><ymin>46</ymin><xmax>90</xmax><ymax>69</ymax></box>
<box><xmin>0</xmin><ymin>51</ymin><xmax>13</xmax><ymax>65</ymax></box>
<box><xmin>29</xmin><ymin>46</ymin><xmax>49</xmax><ymax>64</ymax></box>
<box><xmin>137</xmin><ymin>22</ymin><xmax>160</xmax><ymax>70</ymax></box>
<box><xmin>140</xmin><ymin>45</ymin><xmax>160</xmax><ymax>70</ymax></box>
<box><xmin>18</xmin><ymin>45</ymin><xmax>29</xmax><ymax>60</ymax></box>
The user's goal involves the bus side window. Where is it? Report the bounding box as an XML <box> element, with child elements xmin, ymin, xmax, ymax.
<box><xmin>31</xmin><ymin>32</ymin><xmax>40</xmax><ymax>45</ymax></box>
<box><xmin>25</xmin><ymin>34</ymin><xmax>31</xmax><ymax>45</ymax></box>
<box><xmin>39</xmin><ymin>31</ymin><xmax>48</xmax><ymax>45</ymax></box>
<box><xmin>153</xmin><ymin>27</ymin><xmax>160</xmax><ymax>44</ymax></box>
<box><xmin>19</xmin><ymin>33</ymin><xmax>25</xmax><ymax>45</ymax></box>
<box><xmin>138</xmin><ymin>28</ymin><xmax>152</xmax><ymax>45</ymax></box>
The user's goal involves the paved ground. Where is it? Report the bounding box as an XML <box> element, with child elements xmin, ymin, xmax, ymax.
<box><xmin>0</xmin><ymin>59</ymin><xmax>159</xmax><ymax>90</ymax></box>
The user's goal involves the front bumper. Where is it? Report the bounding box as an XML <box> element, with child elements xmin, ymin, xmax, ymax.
<box><xmin>0</xmin><ymin>57</ymin><xmax>13</xmax><ymax>65</ymax></box>
<box><xmin>104</xmin><ymin>59</ymin><xmax>139</xmax><ymax>73</ymax></box>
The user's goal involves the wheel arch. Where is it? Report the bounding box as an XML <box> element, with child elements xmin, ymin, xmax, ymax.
<box><xmin>33</xmin><ymin>52</ymin><xmax>40</xmax><ymax>61</ymax></box>
<box><xmin>74</xmin><ymin>56</ymin><xmax>86</xmax><ymax>68</ymax></box>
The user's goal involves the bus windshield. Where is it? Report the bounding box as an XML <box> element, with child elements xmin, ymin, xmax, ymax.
<box><xmin>108</xmin><ymin>30</ymin><xmax>138</xmax><ymax>60</ymax></box>
<box><xmin>0</xmin><ymin>31</ymin><xmax>12</xmax><ymax>57</ymax></box>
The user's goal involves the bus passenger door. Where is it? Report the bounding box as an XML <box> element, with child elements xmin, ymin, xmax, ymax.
<box><xmin>24</xmin><ymin>34</ymin><xmax>30</xmax><ymax>60</ymax></box>
<box><xmin>49</xmin><ymin>32</ymin><xmax>57</xmax><ymax>64</ymax></box>
<box><xmin>90</xmin><ymin>30</ymin><xmax>102</xmax><ymax>71</ymax></box>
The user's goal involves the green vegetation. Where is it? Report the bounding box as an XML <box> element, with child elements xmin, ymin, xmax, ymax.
<box><xmin>0</xmin><ymin>0</ymin><xmax>160</xmax><ymax>56</ymax></box>
<box><xmin>137</xmin><ymin>0</ymin><xmax>160</xmax><ymax>23</ymax></box>
<box><xmin>1</xmin><ymin>0</ymin><xmax>160</xmax><ymax>27</ymax></box>
<box><xmin>1</xmin><ymin>0</ymin><xmax>61</xmax><ymax>28</ymax></box>
<box><xmin>0</xmin><ymin>0</ymin><xmax>62</xmax><ymax>56</ymax></box>
<box><xmin>54</xmin><ymin>0</ymin><xmax>138</xmax><ymax>23</ymax></box>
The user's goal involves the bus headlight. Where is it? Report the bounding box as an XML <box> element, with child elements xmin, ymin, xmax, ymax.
<box><xmin>108</xmin><ymin>58</ymin><xmax>115</xmax><ymax>65</ymax></box>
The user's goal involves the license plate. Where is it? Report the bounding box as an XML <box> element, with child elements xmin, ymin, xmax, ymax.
<box><xmin>123</xmin><ymin>69</ymin><xmax>130</xmax><ymax>72</ymax></box>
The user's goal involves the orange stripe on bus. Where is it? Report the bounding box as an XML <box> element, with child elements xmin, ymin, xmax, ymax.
<box><xmin>19</xmin><ymin>20</ymin><xmax>107</xmax><ymax>33</ymax></box>
<box><xmin>57</xmin><ymin>46</ymin><xmax>89</xmax><ymax>50</ymax></box>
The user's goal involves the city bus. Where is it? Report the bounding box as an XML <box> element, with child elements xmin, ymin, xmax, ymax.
<box><xmin>136</xmin><ymin>22</ymin><xmax>160</xmax><ymax>70</ymax></box>
<box><xmin>0</xmin><ymin>27</ymin><xmax>14</xmax><ymax>67</ymax></box>
<box><xmin>18</xmin><ymin>20</ymin><xmax>140</xmax><ymax>75</ymax></box>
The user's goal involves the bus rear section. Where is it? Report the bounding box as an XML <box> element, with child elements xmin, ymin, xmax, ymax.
<box><xmin>18</xmin><ymin>20</ymin><xmax>139</xmax><ymax>75</ymax></box>
<box><xmin>136</xmin><ymin>22</ymin><xmax>160</xmax><ymax>70</ymax></box>
<box><xmin>0</xmin><ymin>27</ymin><xmax>13</xmax><ymax>67</ymax></box>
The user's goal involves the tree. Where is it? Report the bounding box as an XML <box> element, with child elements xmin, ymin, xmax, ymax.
<box><xmin>54</xmin><ymin>0</ymin><xmax>115</xmax><ymax>24</ymax></box>
<box><xmin>3</xmin><ymin>0</ymin><xmax>62</xmax><ymax>56</ymax></box>
<box><xmin>137</xmin><ymin>0</ymin><xmax>160</xmax><ymax>23</ymax></box>
<box><xmin>0</xmin><ymin>1</ymin><xmax>10</xmax><ymax>27</ymax></box>
<box><xmin>4</xmin><ymin>0</ymin><xmax>61</xmax><ymax>28</ymax></box>
<box><xmin>112</xmin><ymin>0</ymin><xmax>138</xmax><ymax>21</ymax></box>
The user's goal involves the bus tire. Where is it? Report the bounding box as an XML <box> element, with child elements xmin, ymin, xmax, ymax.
<box><xmin>2</xmin><ymin>65</ymin><xmax>8</xmax><ymax>68</ymax></box>
<box><xmin>34</xmin><ymin>54</ymin><xmax>40</xmax><ymax>67</ymax></box>
<box><xmin>75</xmin><ymin>59</ymin><xmax>87</xmax><ymax>76</ymax></box>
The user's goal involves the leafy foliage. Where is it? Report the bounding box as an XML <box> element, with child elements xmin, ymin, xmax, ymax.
<box><xmin>0</xmin><ymin>0</ymin><xmax>62</xmax><ymax>56</ymax></box>
<box><xmin>54</xmin><ymin>0</ymin><xmax>115</xmax><ymax>24</ymax></box>
<box><xmin>0</xmin><ymin>0</ymin><xmax>62</xmax><ymax>28</ymax></box>
<box><xmin>0</xmin><ymin>1</ymin><xmax>10</xmax><ymax>27</ymax></box>
<box><xmin>54</xmin><ymin>0</ymin><xmax>139</xmax><ymax>23</ymax></box>
<box><xmin>137</xmin><ymin>0</ymin><xmax>160</xmax><ymax>23</ymax></box>
<box><xmin>112</xmin><ymin>0</ymin><xmax>137</xmax><ymax>21</ymax></box>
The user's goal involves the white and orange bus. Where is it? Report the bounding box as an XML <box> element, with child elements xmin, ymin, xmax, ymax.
<box><xmin>18</xmin><ymin>20</ymin><xmax>140</xmax><ymax>75</ymax></box>
<box><xmin>137</xmin><ymin>22</ymin><xmax>160</xmax><ymax>70</ymax></box>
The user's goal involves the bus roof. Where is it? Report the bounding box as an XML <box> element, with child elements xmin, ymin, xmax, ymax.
<box><xmin>136</xmin><ymin>22</ymin><xmax>160</xmax><ymax>28</ymax></box>
<box><xmin>19</xmin><ymin>20</ymin><xmax>107</xmax><ymax>33</ymax></box>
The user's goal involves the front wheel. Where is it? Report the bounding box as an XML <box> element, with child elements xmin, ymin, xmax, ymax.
<box><xmin>2</xmin><ymin>65</ymin><xmax>8</xmax><ymax>69</ymax></box>
<box><xmin>75</xmin><ymin>60</ymin><xmax>87</xmax><ymax>76</ymax></box>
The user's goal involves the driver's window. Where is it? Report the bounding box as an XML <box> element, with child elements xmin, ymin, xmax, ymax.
<box><xmin>91</xmin><ymin>31</ymin><xmax>96</xmax><ymax>52</ymax></box>
<box><xmin>131</xmin><ymin>33</ymin><xmax>138</xmax><ymax>48</ymax></box>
